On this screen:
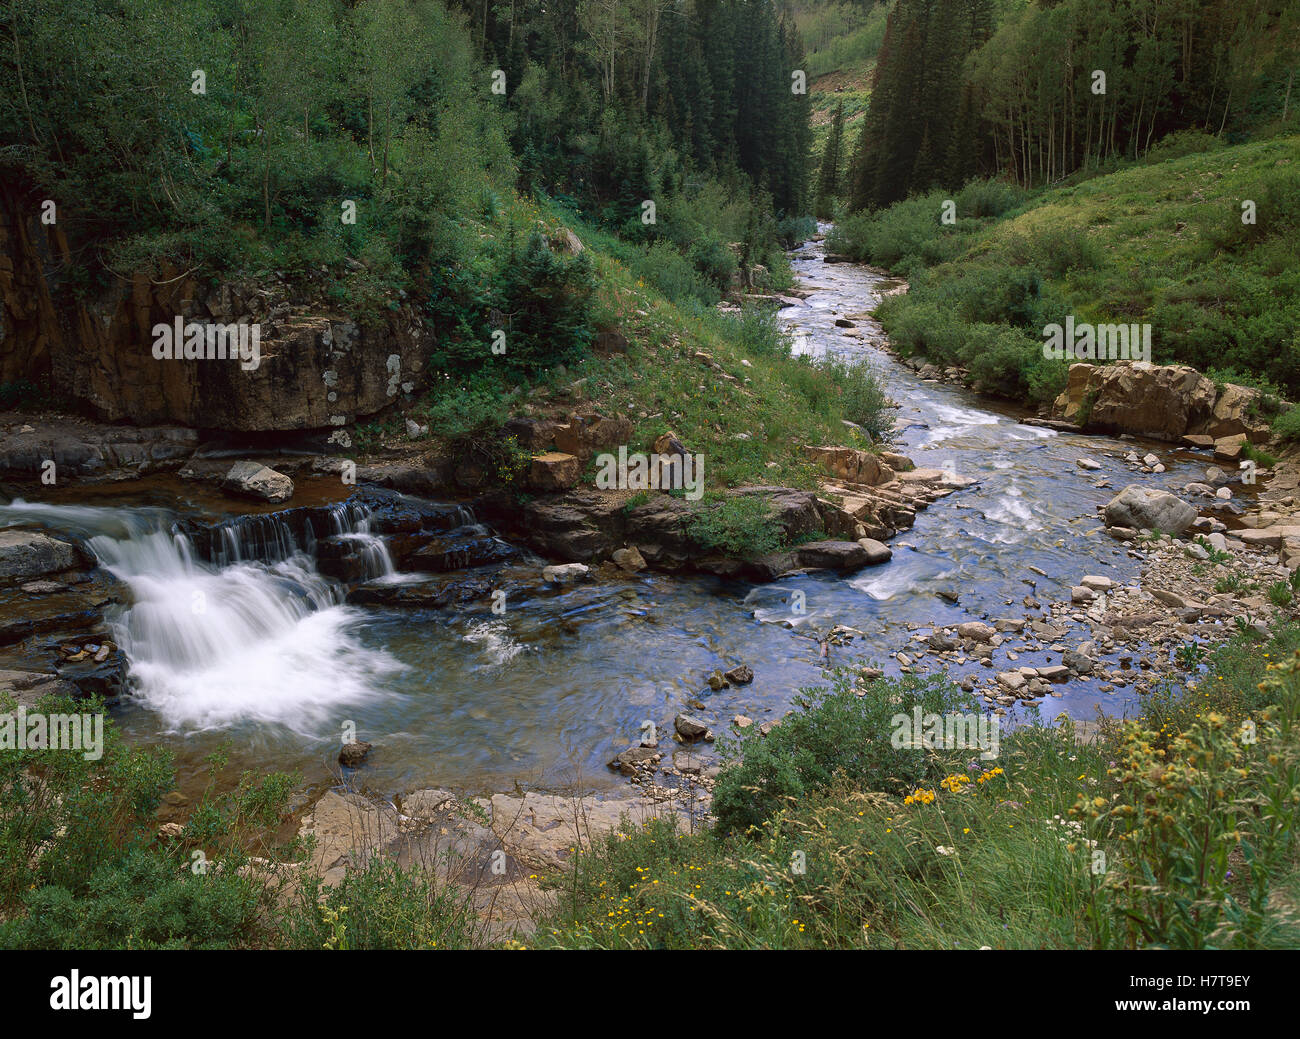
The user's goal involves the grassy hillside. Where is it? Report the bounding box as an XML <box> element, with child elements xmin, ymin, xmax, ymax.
<box><xmin>830</xmin><ymin>132</ymin><xmax>1300</xmax><ymax>405</ymax></box>
<box><xmin>358</xmin><ymin>199</ymin><xmax>892</xmax><ymax>492</ymax></box>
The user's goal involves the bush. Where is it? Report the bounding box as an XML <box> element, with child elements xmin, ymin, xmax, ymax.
<box><xmin>684</xmin><ymin>494</ymin><xmax>785</xmax><ymax>559</ymax></box>
<box><xmin>711</xmin><ymin>670</ymin><xmax>970</xmax><ymax>835</ymax></box>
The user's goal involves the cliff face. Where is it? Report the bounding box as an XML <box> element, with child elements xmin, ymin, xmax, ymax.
<box><xmin>0</xmin><ymin>182</ymin><xmax>426</xmax><ymax>432</ymax></box>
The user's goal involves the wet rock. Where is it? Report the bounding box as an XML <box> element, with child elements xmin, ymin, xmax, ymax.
<box><xmin>1076</xmin><ymin>457</ymin><xmax>1101</xmax><ymax>471</ymax></box>
<box><xmin>855</xmin><ymin>538</ymin><xmax>892</xmax><ymax>564</ymax></box>
<box><xmin>733</xmin><ymin>715</ymin><xmax>753</xmax><ymax>729</ymax></box>
<box><xmin>791</xmin><ymin>540</ymin><xmax>877</xmax><ymax>573</ymax></box>
<box><xmin>0</xmin><ymin>530</ymin><xmax>93</xmax><ymax>582</ymax></box>
<box><xmin>221</xmin><ymin>460</ymin><xmax>293</xmax><ymax>504</ymax></box>
<box><xmin>724</xmin><ymin>664</ymin><xmax>754</xmax><ymax>685</ymax></box>
<box><xmin>339</xmin><ymin>740</ymin><xmax>373</xmax><ymax>768</ymax></box>
<box><xmin>1061</xmin><ymin>649</ymin><xmax>1094</xmax><ymax>674</ymax></box>
<box><xmin>674</xmin><ymin>714</ymin><xmax>714</xmax><ymax>742</ymax></box>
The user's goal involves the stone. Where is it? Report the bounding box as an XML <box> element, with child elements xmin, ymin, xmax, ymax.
<box><xmin>855</xmin><ymin>538</ymin><xmax>893</xmax><ymax>564</ymax></box>
<box><xmin>1061</xmin><ymin>649</ymin><xmax>1094</xmax><ymax>674</ymax></box>
<box><xmin>608</xmin><ymin>746</ymin><xmax>661</xmax><ymax>775</ymax></box>
<box><xmin>338</xmin><ymin>740</ymin><xmax>372</xmax><ymax>768</ymax></box>
<box><xmin>1077</xmin><ymin>457</ymin><xmax>1101</xmax><ymax>471</ymax></box>
<box><xmin>724</xmin><ymin>664</ymin><xmax>754</xmax><ymax>685</ymax></box>
<box><xmin>527</xmin><ymin>452</ymin><xmax>580</xmax><ymax>492</ymax></box>
<box><xmin>1103</xmin><ymin>486</ymin><xmax>1196</xmax><ymax>535</ymax></box>
<box><xmin>402</xmin><ymin>789</ymin><xmax>455</xmax><ymax>819</ymax></box>
<box><xmin>733</xmin><ymin>715</ymin><xmax>753</xmax><ymax>729</ymax></box>
<box><xmin>0</xmin><ymin>530</ymin><xmax>92</xmax><ymax>582</ymax></box>
<box><xmin>1080</xmin><ymin>575</ymin><xmax>1113</xmax><ymax>591</ymax></box>
<box><xmin>1053</xmin><ymin>361</ymin><xmax>1215</xmax><ymax>441</ymax></box>
<box><xmin>957</xmin><ymin>621</ymin><xmax>996</xmax><ymax>643</ymax></box>
<box><xmin>221</xmin><ymin>460</ymin><xmax>293</xmax><ymax>504</ymax></box>
<box><xmin>542</xmin><ymin>562</ymin><xmax>589</xmax><ymax>583</ymax></box>
<box><xmin>611</xmin><ymin>546</ymin><xmax>647</xmax><ymax>573</ymax></box>
<box><xmin>802</xmin><ymin>445</ymin><xmax>896</xmax><ymax>487</ymax></box>
<box><xmin>674</xmin><ymin>714</ymin><xmax>714</xmax><ymax>742</ymax></box>
<box><xmin>1071</xmin><ymin>585</ymin><xmax>1095</xmax><ymax>603</ymax></box>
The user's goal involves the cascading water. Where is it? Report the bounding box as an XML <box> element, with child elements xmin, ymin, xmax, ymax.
<box><xmin>0</xmin><ymin>499</ymin><xmax>402</xmax><ymax>733</ymax></box>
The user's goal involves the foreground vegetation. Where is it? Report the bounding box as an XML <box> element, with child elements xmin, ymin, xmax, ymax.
<box><xmin>4</xmin><ymin>619</ymin><xmax>1299</xmax><ymax>949</ymax></box>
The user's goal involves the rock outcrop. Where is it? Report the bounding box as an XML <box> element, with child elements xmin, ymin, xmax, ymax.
<box><xmin>1</xmin><ymin>182</ymin><xmax>426</xmax><ymax>432</ymax></box>
<box><xmin>1052</xmin><ymin>361</ymin><xmax>1271</xmax><ymax>443</ymax></box>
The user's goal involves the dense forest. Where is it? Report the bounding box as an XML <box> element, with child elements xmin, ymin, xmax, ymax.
<box><xmin>840</xmin><ymin>0</ymin><xmax>1299</xmax><ymax>210</ymax></box>
<box><xmin>0</xmin><ymin>0</ymin><xmax>813</xmax><ymax>384</ymax></box>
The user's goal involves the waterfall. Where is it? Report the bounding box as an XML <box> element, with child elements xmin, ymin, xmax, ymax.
<box><xmin>0</xmin><ymin>499</ymin><xmax>401</xmax><ymax>733</ymax></box>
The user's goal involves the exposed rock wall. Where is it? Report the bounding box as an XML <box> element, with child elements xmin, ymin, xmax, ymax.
<box><xmin>0</xmin><ymin>181</ymin><xmax>426</xmax><ymax>432</ymax></box>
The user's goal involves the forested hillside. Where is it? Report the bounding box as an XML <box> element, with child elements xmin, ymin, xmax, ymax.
<box><xmin>0</xmin><ymin>0</ymin><xmax>813</xmax><ymax>395</ymax></box>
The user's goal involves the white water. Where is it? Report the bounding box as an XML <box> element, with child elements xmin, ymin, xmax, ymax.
<box><xmin>0</xmin><ymin>500</ymin><xmax>402</xmax><ymax>734</ymax></box>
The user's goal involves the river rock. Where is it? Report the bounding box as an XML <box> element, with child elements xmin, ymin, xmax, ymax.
<box><xmin>221</xmin><ymin>460</ymin><xmax>293</xmax><ymax>503</ymax></box>
<box><xmin>338</xmin><ymin>740</ymin><xmax>372</xmax><ymax>768</ymax></box>
<box><xmin>611</xmin><ymin>546</ymin><xmax>647</xmax><ymax>573</ymax></box>
<box><xmin>542</xmin><ymin>562</ymin><xmax>590</xmax><ymax>583</ymax></box>
<box><xmin>1103</xmin><ymin>486</ymin><xmax>1196</xmax><ymax>535</ymax></box>
<box><xmin>609</xmin><ymin>746</ymin><xmax>662</xmax><ymax>775</ymax></box>
<box><xmin>0</xmin><ymin>530</ymin><xmax>93</xmax><ymax>581</ymax></box>
<box><xmin>674</xmin><ymin>714</ymin><xmax>714</xmax><ymax>742</ymax></box>
<box><xmin>957</xmin><ymin>621</ymin><xmax>996</xmax><ymax>643</ymax></box>
<box><xmin>724</xmin><ymin>664</ymin><xmax>754</xmax><ymax>685</ymax></box>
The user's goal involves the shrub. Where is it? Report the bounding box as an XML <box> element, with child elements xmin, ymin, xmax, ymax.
<box><xmin>684</xmin><ymin>494</ymin><xmax>785</xmax><ymax>559</ymax></box>
<box><xmin>710</xmin><ymin>670</ymin><xmax>970</xmax><ymax>835</ymax></box>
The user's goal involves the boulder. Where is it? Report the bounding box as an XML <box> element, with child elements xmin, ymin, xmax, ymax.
<box><xmin>611</xmin><ymin>546</ymin><xmax>647</xmax><ymax>573</ymax></box>
<box><xmin>221</xmin><ymin>460</ymin><xmax>293</xmax><ymax>504</ymax></box>
<box><xmin>1053</xmin><ymin>362</ymin><xmax>1216</xmax><ymax>441</ymax></box>
<box><xmin>802</xmin><ymin>446</ymin><xmax>895</xmax><ymax>487</ymax></box>
<box><xmin>338</xmin><ymin>740</ymin><xmax>372</xmax><ymax>768</ymax></box>
<box><xmin>1103</xmin><ymin>486</ymin><xmax>1196</xmax><ymax>535</ymax></box>
<box><xmin>674</xmin><ymin>714</ymin><xmax>714</xmax><ymax>742</ymax></box>
<box><xmin>0</xmin><ymin>530</ymin><xmax>93</xmax><ymax>582</ymax></box>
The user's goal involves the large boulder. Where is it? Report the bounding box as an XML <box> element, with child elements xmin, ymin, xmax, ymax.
<box><xmin>1054</xmin><ymin>362</ymin><xmax>1215</xmax><ymax>441</ymax></box>
<box><xmin>221</xmin><ymin>460</ymin><xmax>293</xmax><ymax>504</ymax></box>
<box><xmin>0</xmin><ymin>530</ymin><xmax>93</xmax><ymax>582</ymax></box>
<box><xmin>1103</xmin><ymin>485</ymin><xmax>1197</xmax><ymax>535</ymax></box>
<box><xmin>803</xmin><ymin>446</ymin><xmax>896</xmax><ymax>486</ymax></box>
<box><xmin>1200</xmin><ymin>382</ymin><xmax>1271</xmax><ymax>443</ymax></box>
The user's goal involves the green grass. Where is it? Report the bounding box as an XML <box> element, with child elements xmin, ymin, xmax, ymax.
<box><xmin>832</xmin><ymin>134</ymin><xmax>1300</xmax><ymax>401</ymax></box>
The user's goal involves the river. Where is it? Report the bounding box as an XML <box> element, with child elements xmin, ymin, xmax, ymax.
<box><xmin>0</xmin><ymin>234</ymin><xmax>1217</xmax><ymax>800</ymax></box>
